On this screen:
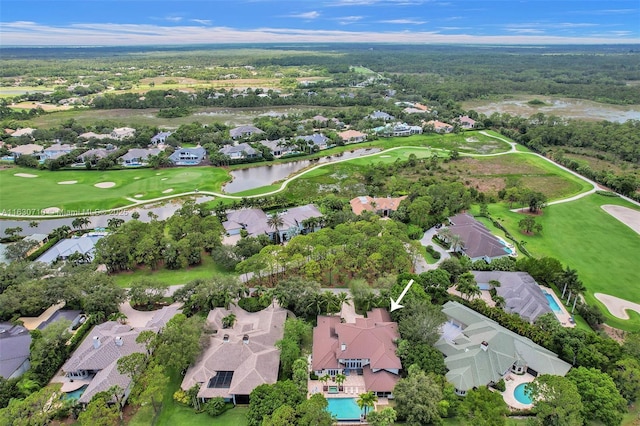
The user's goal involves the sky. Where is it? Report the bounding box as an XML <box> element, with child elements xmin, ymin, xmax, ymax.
<box><xmin>1</xmin><ymin>0</ymin><xmax>639</xmax><ymax>46</ymax></box>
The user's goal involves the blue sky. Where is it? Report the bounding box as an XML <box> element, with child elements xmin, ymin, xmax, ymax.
<box><xmin>1</xmin><ymin>0</ymin><xmax>639</xmax><ymax>46</ymax></box>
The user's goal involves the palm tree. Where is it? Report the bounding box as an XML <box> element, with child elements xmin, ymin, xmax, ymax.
<box><xmin>334</xmin><ymin>373</ymin><xmax>347</xmax><ymax>392</ymax></box>
<box><xmin>51</xmin><ymin>225</ymin><xmax>71</xmax><ymax>240</ymax></box>
<box><xmin>357</xmin><ymin>391</ymin><xmax>378</xmax><ymax>419</ymax></box>
<box><xmin>28</xmin><ymin>221</ymin><xmax>39</xmax><ymax>229</ymax></box>
<box><xmin>266</xmin><ymin>212</ymin><xmax>285</xmax><ymax>244</ymax></box>
<box><xmin>108</xmin><ymin>218</ymin><xmax>124</xmax><ymax>229</ymax></box>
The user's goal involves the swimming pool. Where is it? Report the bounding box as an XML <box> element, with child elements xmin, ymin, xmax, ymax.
<box><xmin>513</xmin><ymin>383</ymin><xmax>533</xmax><ymax>405</ymax></box>
<box><xmin>543</xmin><ymin>291</ymin><xmax>563</xmax><ymax>313</ymax></box>
<box><xmin>64</xmin><ymin>385</ymin><xmax>87</xmax><ymax>400</ymax></box>
<box><xmin>326</xmin><ymin>398</ymin><xmax>364</xmax><ymax>421</ymax></box>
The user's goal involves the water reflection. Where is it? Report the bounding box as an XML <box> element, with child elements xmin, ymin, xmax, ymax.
<box><xmin>224</xmin><ymin>148</ymin><xmax>381</xmax><ymax>193</ymax></box>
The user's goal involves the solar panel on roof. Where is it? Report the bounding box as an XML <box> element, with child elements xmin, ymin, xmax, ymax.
<box><xmin>207</xmin><ymin>371</ymin><xmax>234</xmax><ymax>388</ymax></box>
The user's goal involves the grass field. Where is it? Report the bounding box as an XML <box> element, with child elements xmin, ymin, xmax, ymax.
<box><xmin>113</xmin><ymin>256</ymin><xmax>231</xmax><ymax>288</ymax></box>
<box><xmin>486</xmin><ymin>194</ymin><xmax>640</xmax><ymax>331</ymax></box>
<box><xmin>0</xmin><ymin>166</ymin><xmax>230</xmax><ymax>212</ymax></box>
<box><xmin>128</xmin><ymin>369</ymin><xmax>248</xmax><ymax>426</ymax></box>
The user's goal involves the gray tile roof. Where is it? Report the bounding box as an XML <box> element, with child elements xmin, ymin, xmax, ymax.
<box><xmin>119</xmin><ymin>148</ymin><xmax>161</xmax><ymax>163</ymax></box>
<box><xmin>435</xmin><ymin>301</ymin><xmax>571</xmax><ymax>391</ymax></box>
<box><xmin>168</xmin><ymin>146</ymin><xmax>206</xmax><ymax>164</ymax></box>
<box><xmin>181</xmin><ymin>305</ymin><xmax>287</xmax><ymax>399</ymax></box>
<box><xmin>446</xmin><ymin>213</ymin><xmax>511</xmax><ymax>261</ymax></box>
<box><xmin>472</xmin><ymin>271</ymin><xmax>552</xmax><ymax>322</ymax></box>
<box><xmin>230</xmin><ymin>125</ymin><xmax>264</xmax><ymax>139</ymax></box>
<box><xmin>35</xmin><ymin>236</ymin><xmax>103</xmax><ymax>264</ymax></box>
<box><xmin>296</xmin><ymin>133</ymin><xmax>329</xmax><ymax>146</ymax></box>
<box><xmin>223</xmin><ymin>208</ymin><xmax>270</xmax><ymax>236</ymax></box>
<box><xmin>0</xmin><ymin>323</ymin><xmax>31</xmax><ymax>379</ymax></box>
<box><xmin>64</xmin><ymin>305</ymin><xmax>180</xmax><ymax>404</ymax></box>
<box><xmin>219</xmin><ymin>143</ymin><xmax>259</xmax><ymax>157</ymax></box>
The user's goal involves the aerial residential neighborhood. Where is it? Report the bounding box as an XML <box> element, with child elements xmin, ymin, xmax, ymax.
<box><xmin>1</xmin><ymin>4</ymin><xmax>639</xmax><ymax>425</ymax></box>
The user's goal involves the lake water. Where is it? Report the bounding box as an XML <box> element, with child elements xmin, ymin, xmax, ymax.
<box><xmin>0</xmin><ymin>196</ymin><xmax>214</xmax><ymax>236</ymax></box>
<box><xmin>223</xmin><ymin>148</ymin><xmax>381</xmax><ymax>193</ymax></box>
<box><xmin>465</xmin><ymin>98</ymin><xmax>640</xmax><ymax>123</ymax></box>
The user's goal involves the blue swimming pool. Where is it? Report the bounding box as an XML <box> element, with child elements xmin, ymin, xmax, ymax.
<box><xmin>326</xmin><ymin>398</ymin><xmax>364</xmax><ymax>421</ymax></box>
<box><xmin>64</xmin><ymin>385</ymin><xmax>87</xmax><ymax>400</ymax></box>
<box><xmin>514</xmin><ymin>383</ymin><xmax>533</xmax><ymax>405</ymax></box>
<box><xmin>543</xmin><ymin>291</ymin><xmax>563</xmax><ymax>313</ymax></box>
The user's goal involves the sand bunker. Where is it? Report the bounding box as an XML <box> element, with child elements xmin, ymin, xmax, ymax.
<box><xmin>94</xmin><ymin>182</ymin><xmax>116</xmax><ymax>188</ymax></box>
<box><xmin>161</xmin><ymin>178</ymin><xmax>168</xmax><ymax>181</ymax></box>
<box><xmin>595</xmin><ymin>293</ymin><xmax>640</xmax><ymax>320</ymax></box>
<box><xmin>162</xmin><ymin>188</ymin><xmax>174</xmax><ymax>194</ymax></box>
<box><xmin>14</xmin><ymin>173</ymin><xmax>38</xmax><ymax>178</ymax></box>
<box><xmin>134</xmin><ymin>194</ymin><xmax>143</xmax><ymax>198</ymax></box>
<box><xmin>58</xmin><ymin>180</ymin><xmax>77</xmax><ymax>185</ymax></box>
<box><xmin>42</xmin><ymin>207</ymin><xmax>61</xmax><ymax>214</ymax></box>
<box><xmin>380</xmin><ymin>155</ymin><xmax>391</xmax><ymax>158</ymax></box>
<box><xmin>134</xmin><ymin>177</ymin><xmax>141</xmax><ymax>180</ymax></box>
<box><xmin>601</xmin><ymin>204</ymin><xmax>640</xmax><ymax>235</ymax></box>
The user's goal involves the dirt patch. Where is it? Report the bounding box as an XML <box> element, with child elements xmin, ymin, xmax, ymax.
<box><xmin>57</xmin><ymin>180</ymin><xmax>77</xmax><ymax>185</ymax></box>
<box><xmin>14</xmin><ymin>173</ymin><xmax>38</xmax><ymax>178</ymax></box>
<box><xmin>94</xmin><ymin>182</ymin><xmax>116</xmax><ymax>188</ymax></box>
<box><xmin>601</xmin><ymin>204</ymin><xmax>640</xmax><ymax>235</ymax></box>
<box><xmin>10</xmin><ymin>101</ymin><xmax>72</xmax><ymax>112</ymax></box>
<box><xmin>595</xmin><ymin>293</ymin><xmax>640</xmax><ymax>320</ymax></box>
<box><xmin>599</xmin><ymin>324</ymin><xmax>626</xmax><ymax>343</ymax></box>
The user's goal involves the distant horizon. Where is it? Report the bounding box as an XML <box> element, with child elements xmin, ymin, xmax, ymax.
<box><xmin>2</xmin><ymin>0</ymin><xmax>639</xmax><ymax>46</ymax></box>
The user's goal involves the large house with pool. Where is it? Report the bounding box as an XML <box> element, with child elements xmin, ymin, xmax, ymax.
<box><xmin>435</xmin><ymin>301</ymin><xmax>571</xmax><ymax>396</ymax></box>
<box><xmin>312</xmin><ymin>308</ymin><xmax>402</xmax><ymax>398</ymax></box>
<box><xmin>440</xmin><ymin>213</ymin><xmax>514</xmax><ymax>262</ymax></box>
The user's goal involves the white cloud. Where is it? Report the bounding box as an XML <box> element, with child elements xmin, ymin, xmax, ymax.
<box><xmin>1</xmin><ymin>21</ymin><xmax>638</xmax><ymax>46</ymax></box>
<box><xmin>286</xmin><ymin>11</ymin><xmax>320</xmax><ymax>19</ymax></box>
<box><xmin>328</xmin><ymin>0</ymin><xmax>429</xmax><ymax>6</ymax></box>
<box><xmin>164</xmin><ymin>16</ymin><xmax>184</xmax><ymax>22</ymax></box>
<box><xmin>191</xmin><ymin>19</ymin><xmax>212</xmax><ymax>25</ymax></box>
<box><xmin>336</xmin><ymin>15</ymin><xmax>364</xmax><ymax>25</ymax></box>
<box><xmin>378</xmin><ymin>19</ymin><xmax>427</xmax><ymax>24</ymax></box>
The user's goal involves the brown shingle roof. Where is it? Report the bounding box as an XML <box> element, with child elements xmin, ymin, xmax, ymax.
<box><xmin>181</xmin><ymin>305</ymin><xmax>287</xmax><ymax>399</ymax></box>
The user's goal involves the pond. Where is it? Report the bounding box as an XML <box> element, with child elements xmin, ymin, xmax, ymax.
<box><xmin>224</xmin><ymin>148</ymin><xmax>381</xmax><ymax>193</ymax></box>
<box><xmin>0</xmin><ymin>196</ymin><xmax>214</xmax><ymax>236</ymax></box>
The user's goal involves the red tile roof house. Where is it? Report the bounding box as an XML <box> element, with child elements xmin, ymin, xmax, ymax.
<box><xmin>312</xmin><ymin>308</ymin><xmax>402</xmax><ymax>398</ymax></box>
<box><xmin>350</xmin><ymin>196</ymin><xmax>407</xmax><ymax>217</ymax></box>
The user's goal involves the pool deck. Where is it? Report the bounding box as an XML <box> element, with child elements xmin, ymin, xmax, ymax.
<box><xmin>540</xmin><ymin>286</ymin><xmax>576</xmax><ymax>328</ymax></box>
<box><xmin>502</xmin><ymin>373</ymin><xmax>535</xmax><ymax>410</ymax></box>
<box><xmin>308</xmin><ymin>374</ymin><xmax>367</xmax><ymax>399</ymax></box>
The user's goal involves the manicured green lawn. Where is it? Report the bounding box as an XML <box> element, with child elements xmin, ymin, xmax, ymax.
<box><xmin>128</xmin><ymin>368</ymin><xmax>248</xmax><ymax>426</ymax></box>
<box><xmin>0</xmin><ymin>166</ymin><xmax>230</xmax><ymax>212</ymax></box>
<box><xmin>113</xmin><ymin>255</ymin><xmax>231</xmax><ymax>288</ymax></box>
<box><xmin>487</xmin><ymin>194</ymin><xmax>640</xmax><ymax>331</ymax></box>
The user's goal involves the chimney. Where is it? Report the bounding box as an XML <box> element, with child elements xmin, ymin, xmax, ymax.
<box><xmin>93</xmin><ymin>336</ymin><xmax>101</xmax><ymax>349</ymax></box>
<box><xmin>341</xmin><ymin>343</ymin><xmax>346</xmax><ymax>351</ymax></box>
<box><xmin>480</xmin><ymin>341</ymin><xmax>489</xmax><ymax>351</ymax></box>
<box><xmin>115</xmin><ymin>336</ymin><xmax>123</xmax><ymax>347</ymax></box>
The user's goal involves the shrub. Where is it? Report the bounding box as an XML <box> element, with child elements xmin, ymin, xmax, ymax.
<box><xmin>407</xmin><ymin>225</ymin><xmax>424</xmax><ymax>240</ymax></box>
<box><xmin>493</xmin><ymin>379</ymin><xmax>506</xmax><ymax>392</ymax></box>
<box><xmin>203</xmin><ymin>397</ymin><xmax>228</xmax><ymax>417</ymax></box>
<box><xmin>238</xmin><ymin>297</ymin><xmax>269</xmax><ymax>313</ymax></box>
<box><xmin>173</xmin><ymin>389</ymin><xmax>190</xmax><ymax>406</ymax></box>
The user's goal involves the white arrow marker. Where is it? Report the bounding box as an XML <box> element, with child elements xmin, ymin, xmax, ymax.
<box><xmin>390</xmin><ymin>279</ymin><xmax>414</xmax><ymax>312</ymax></box>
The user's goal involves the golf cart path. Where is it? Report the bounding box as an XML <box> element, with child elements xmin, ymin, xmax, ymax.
<box><xmin>3</xmin><ymin>133</ymin><xmax>639</xmax><ymax>218</ymax></box>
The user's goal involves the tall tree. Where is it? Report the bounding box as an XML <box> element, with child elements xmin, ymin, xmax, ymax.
<box><xmin>567</xmin><ymin>367</ymin><xmax>627</xmax><ymax>426</ymax></box>
<box><xmin>459</xmin><ymin>386</ymin><xmax>510</xmax><ymax>426</ymax></box>
<box><xmin>153</xmin><ymin>314</ymin><xmax>205</xmax><ymax>372</ymax></box>
<box><xmin>393</xmin><ymin>367</ymin><xmax>443</xmax><ymax>426</ymax></box>
<box><xmin>78</xmin><ymin>394</ymin><xmax>120</xmax><ymax>426</ymax></box>
<box><xmin>130</xmin><ymin>363</ymin><xmax>169</xmax><ymax>416</ymax></box>
<box><xmin>267</xmin><ymin>212</ymin><xmax>285</xmax><ymax>244</ymax></box>
<box><xmin>526</xmin><ymin>374</ymin><xmax>584</xmax><ymax>426</ymax></box>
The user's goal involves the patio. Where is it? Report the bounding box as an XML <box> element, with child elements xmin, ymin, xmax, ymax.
<box><xmin>308</xmin><ymin>373</ymin><xmax>367</xmax><ymax>399</ymax></box>
<box><xmin>501</xmin><ymin>373</ymin><xmax>535</xmax><ymax>410</ymax></box>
